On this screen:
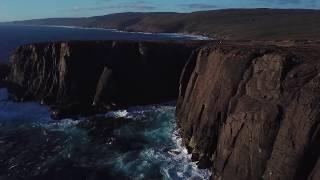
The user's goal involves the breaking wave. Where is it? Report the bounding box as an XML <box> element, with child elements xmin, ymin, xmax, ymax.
<box><xmin>0</xmin><ymin>88</ymin><xmax>210</xmax><ymax>179</ymax></box>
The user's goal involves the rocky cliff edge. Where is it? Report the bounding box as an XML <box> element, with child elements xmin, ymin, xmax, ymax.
<box><xmin>176</xmin><ymin>41</ymin><xmax>320</xmax><ymax>180</ymax></box>
<box><xmin>7</xmin><ymin>40</ymin><xmax>204</xmax><ymax>119</ymax></box>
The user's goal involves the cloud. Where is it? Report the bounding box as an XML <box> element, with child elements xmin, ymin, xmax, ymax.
<box><xmin>180</xmin><ymin>3</ymin><xmax>220</xmax><ymax>10</ymax></box>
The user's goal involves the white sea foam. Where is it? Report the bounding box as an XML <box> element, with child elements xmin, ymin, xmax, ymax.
<box><xmin>30</xmin><ymin>25</ymin><xmax>213</xmax><ymax>41</ymax></box>
<box><xmin>41</xmin><ymin>118</ymin><xmax>80</xmax><ymax>131</ymax></box>
<box><xmin>99</xmin><ymin>104</ymin><xmax>212</xmax><ymax>179</ymax></box>
<box><xmin>121</xmin><ymin>31</ymin><xmax>213</xmax><ymax>40</ymax></box>
<box><xmin>0</xmin><ymin>92</ymin><xmax>211</xmax><ymax>179</ymax></box>
<box><xmin>168</xmin><ymin>129</ymin><xmax>212</xmax><ymax>180</ymax></box>
<box><xmin>105</xmin><ymin>109</ymin><xmax>129</xmax><ymax>118</ymax></box>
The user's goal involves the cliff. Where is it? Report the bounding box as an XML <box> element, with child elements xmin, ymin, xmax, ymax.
<box><xmin>7</xmin><ymin>39</ymin><xmax>320</xmax><ymax>179</ymax></box>
<box><xmin>6</xmin><ymin>9</ymin><xmax>320</xmax><ymax>40</ymax></box>
<box><xmin>0</xmin><ymin>63</ymin><xmax>10</xmax><ymax>88</ymax></box>
<box><xmin>176</xmin><ymin>41</ymin><xmax>320</xmax><ymax>180</ymax></box>
<box><xmin>7</xmin><ymin>40</ymin><xmax>204</xmax><ymax>119</ymax></box>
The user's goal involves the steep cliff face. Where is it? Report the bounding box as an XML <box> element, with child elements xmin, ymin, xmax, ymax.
<box><xmin>176</xmin><ymin>42</ymin><xmax>320</xmax><ymax>180</ymax></box>
<box><xmin>0</xmin><ymin>63</ymin><xmax>10</xmax><ymax>87</ymax></box>
<box><xmin>8</xmin><ymin>41</ymin><xmax>202</xmax><ymax>118</ymax></box>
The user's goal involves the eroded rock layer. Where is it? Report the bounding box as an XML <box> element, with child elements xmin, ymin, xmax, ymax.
<box><xmin>7</xmin><ymin>41</ymin><xmax>203</xmax><ymax>118</ymax></box>
<box><xmin>176</xmin><ymin>42</ymin><xmax>320</xmax><ymax>180</ymax></box>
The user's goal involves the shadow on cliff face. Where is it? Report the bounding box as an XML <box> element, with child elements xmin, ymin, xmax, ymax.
<box><xmin>6</xmin><ymin>40</ymin><xmax>205</xmax><ymax>119</ymax></box>
<box><xmin>0</xmin><ymin>63</ymin><xmax>10</xmax><ymax>88</ymax></box>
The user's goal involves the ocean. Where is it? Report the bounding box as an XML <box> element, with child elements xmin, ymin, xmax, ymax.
<box><xmin>0</xmin><ymin>24</ymin><xmax>208</xmax><ymax>62</ymax></box>
<box><xmin>0</xmin><ymin>25</ymin><xmax>210</xmax><ymax>179</ymax></box>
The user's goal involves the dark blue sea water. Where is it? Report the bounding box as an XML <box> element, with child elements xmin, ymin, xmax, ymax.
<box><xmin>0</xmin><ymin>26</ymin><xmax>210</xmax><ymax>179</ymax></box>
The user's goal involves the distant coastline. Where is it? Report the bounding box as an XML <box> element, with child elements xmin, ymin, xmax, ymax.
<box><xmin>0</xmin><ymin>24</ymin><xmax>210</xmax><ymax>63</ymax></box>
<box><xmin>0</xmin><ymin>24</ymin><xmax>212</xmax><ymax>40</ymax></box>
<box><xmin>36</xmin><ymin>24</ymin><xmax>213</xmax><ymax>40</ymax></box>
<box><xmin>4</xmin><ymin>9</ymin><xmax>320</xmax><ymax>40</ymax></box>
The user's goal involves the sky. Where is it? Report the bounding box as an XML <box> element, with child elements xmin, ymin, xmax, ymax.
<box><xmin>0</xmin><ymin>0</ymin><xmax>319</xmax><ymax>22</ymax></box>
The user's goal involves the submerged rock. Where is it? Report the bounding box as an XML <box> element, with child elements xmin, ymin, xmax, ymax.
<box><xmin>50</xmin><ymin>104</ymin><xmax>99</xmax><ymax>120</ymax></box>
<box><xmin>176</xmin><ymin>42</ymin><xmax>320</xmax><ymax>180</ymax></box>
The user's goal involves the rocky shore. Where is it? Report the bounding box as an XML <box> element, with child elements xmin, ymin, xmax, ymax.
<box><xmin>176</xmin><ymin>41</ymin><xmax>320</xmax><ymax>180</ymax></box>
<box><xmin>5</xmin><ymin>40</ymin><xmax>320</xmax><ymax>179</ymax></box>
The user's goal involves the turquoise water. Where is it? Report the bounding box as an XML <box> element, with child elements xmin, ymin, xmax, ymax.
<box><xmin>0</xmin><ymin>88</ymin><xmax>210</xmax><ymax>179</ymax></box>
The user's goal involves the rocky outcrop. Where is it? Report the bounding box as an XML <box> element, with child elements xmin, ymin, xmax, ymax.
<box><xmin>7</xmin><ymin>40</ymin><xmax>203</xmax><ymax>119</ymax></box>
<box><xmin>0</xmin><ymin>63</ymin><xmax>10</xmax><ymax>87</ymax></box>
<box><xmin>176</xmin><ymin>42</ymin><xmax>320</xmax><ymax>180</ymax></box>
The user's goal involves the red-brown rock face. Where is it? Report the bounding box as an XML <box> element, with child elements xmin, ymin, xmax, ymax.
<box><xmin>176</xmin><ymin>42</ymin><xmax>320</xmax><ymax>180</ymax></box>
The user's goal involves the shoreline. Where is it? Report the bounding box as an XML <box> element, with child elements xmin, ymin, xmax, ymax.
<box><xmin>0</xmin><ymin>24</ymin><xmax>214</xmax><ymax>41</ymax></box>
